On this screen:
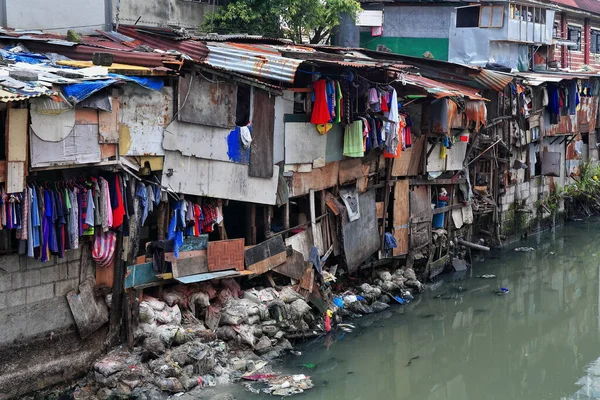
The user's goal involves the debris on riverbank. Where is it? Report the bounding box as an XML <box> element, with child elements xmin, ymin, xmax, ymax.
<box><xmin>56</xmin><ymin>266</ymin><xmax>424</xmax><ymax>398</ymax></box>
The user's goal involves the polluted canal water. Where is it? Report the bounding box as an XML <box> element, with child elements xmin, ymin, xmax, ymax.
<box><xmin>225</xmin><ymin>220</ymin><xmax>600</xmax><ymax>399</ymax></box>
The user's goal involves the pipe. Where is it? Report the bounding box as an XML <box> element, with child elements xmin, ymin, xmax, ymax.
<box><xmin>457</xmin><ymin>239</ymin><xmax>490</xmax><ymax>252</ymax></box>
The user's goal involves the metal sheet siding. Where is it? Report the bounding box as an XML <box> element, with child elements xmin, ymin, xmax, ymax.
<box><xmin>205</xmin><ymin>44</ymin><xmax>302</xmax><ymax>83</ymax></box>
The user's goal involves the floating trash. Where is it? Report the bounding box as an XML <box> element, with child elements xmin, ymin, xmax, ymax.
<box><xmin>515</xmin><ymin>247</ymin><xmax>534</xmax><ymax>252</ymax></box>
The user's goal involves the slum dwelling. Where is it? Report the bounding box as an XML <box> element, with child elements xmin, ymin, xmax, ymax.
<box><xmin>0</xmin><ymin>26</ymin><xmax>494</xmax><ymax>397</ymax></box>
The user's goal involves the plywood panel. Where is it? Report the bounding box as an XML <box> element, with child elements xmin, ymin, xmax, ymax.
<box><xmin>342</xmin><ymin>189</ymin><xmax>379</xmax><ymax>272</ymax></box>
<box><xmin>172</xmin><ymin>254</ymin><xmax>209</xmax><ymax>278</ymax></box>
<box><xmin>163</xmin><ymin>120</ymin><xmax>244</xmax><ymax>164</ymax></box>
<box><xmin>208</xmin><ymin>239</ymin><xmax>245</xmax><ymax>272</ymax></box>
<box><xmin>284</xmin><ymin>222</ymin><xmax>325</xmax><ymax>260</ymax></box>
<box><xmin>426</xmin><ymin>143</ymin><xmax>446</xmax><ymax>172</ymax></box>
<box><xmin>250</xmin><ymin>89</ymin><xmax>275</xmax><ymax>178</ymax></box>
<box><xmin>291</xmin><ymin>161</ymin><xmax>339</xmax><ymax>197</ymax></box>
<box><xmin>284</xmin><ymin>122</ymin><xmax>327</xmax><ymax>164</ymax></box>
<box><xmin>30</xmin><ymin>125</ymin><xmax>102</xmax><ymax>168</ymax></box>
<box><xmin>7</xmin><ymin>161</ymin><xmax>24</xmax><ymax>193</ymax></box>
<box><xmin>177</xmin><ymin>73</ymin><xmax>236</xmax><ymax>128</ymax></box>
<box><xmin>410</xmin><ymin>185</ymin><xmax>432</xmax><ymax>218</ymax></box>
<box><xmin>393</xmin><ymin>179</ymin><xmax>409</xmax><ymax>256</ymax></box>
<box><xmin>119</xmin><ymin>86</ymin><xmax>173</xmax><ymax>156</ymax></box>
<box><xmin>339</xmin><ymin>158</ymin><xmax>363</xmax><ymax>185</ymax></box>
<box><xmin>162</xmin><ymin>151</ymin><xmax>279</xmax><ymax>205</ymax></box>
<box><xmin>7</xmin><ymin>108</ymin><xmax>28</xmax><ymax>162</ymax></box>
<box><xmin>98</xmin><ymin>97</ymin><xmax>119</xmax><ymax>143</ymax></box>
<box><xmin>446</xmin><ymin>141</ymin><xmax>467</xmax><ymax>171</ymax></box>
<box><xmin>392</xmin><ymin>135</ymin><xmax>424</xmax><ymax>177</ymax></box>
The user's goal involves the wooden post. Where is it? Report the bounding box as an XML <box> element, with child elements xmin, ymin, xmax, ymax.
<box><xmin>380</xmin><ymin>158</ymin><xmax>392</xmax><ymax>252</ymax></box>
<box><xmin>109</xmin><ymin>229</ymin><xmax>125</xmax><ymax>345</ymax></box>
<box><xmin>245</xmin><ymin>203</ymin><xmax>256</xmax><ymax>245</ymax></box>
<box><xmin>309</xmin><ymin>190</ymin><xmax>318</xmax><ymax>249</ymax></box>
<box><xmin>264</xmin><ymin>205</ymin><xmax>273</xmax><ymax>239</ymax></box>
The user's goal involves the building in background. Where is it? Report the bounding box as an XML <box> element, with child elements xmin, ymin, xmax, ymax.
<box><xmin>0</xmin><ymin>0</ymin><xmax>226</xmax><ymax>33</ymax></box>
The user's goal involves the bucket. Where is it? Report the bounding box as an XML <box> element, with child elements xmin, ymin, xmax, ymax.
<box><xmin>459</xmin><ymin>131</ymin><xmax>469</xmax><ymax>142</ymax></box>
<box><xmin>432</xmin><ymin>200</ymin><xmax>448</xmax><ymax>228</ymax></box>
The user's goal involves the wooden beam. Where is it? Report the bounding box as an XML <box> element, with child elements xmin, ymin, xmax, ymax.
<box><xmin>309</xmin><ymin>190</ymin><xmax>319</xmax><ymax>248</ymax></box>
<box><xmin>410</xmin><ymin>178</ymin><xmax>466</xmax><ymax>186</ymax></box>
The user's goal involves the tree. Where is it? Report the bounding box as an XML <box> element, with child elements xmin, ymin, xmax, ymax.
<box><xmin>201</xmin><ymin>0</ymin><xmax>362</xmax><ymax>44</ymax></box>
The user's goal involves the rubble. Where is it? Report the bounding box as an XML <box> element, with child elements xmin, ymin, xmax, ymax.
<box><xmin>70</xmin><ymin>264</ymin><xmax>424</xmax><ymax>398</ymax></box>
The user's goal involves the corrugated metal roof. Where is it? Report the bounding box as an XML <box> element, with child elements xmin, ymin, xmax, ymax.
<box><xmin>517</xmin><ymin>71</ymin><xmax>597</xmax><ymax>86</ymax></box>
<box><xmin>472</xmin><ymin>68</ymin><xmax>515</xmax><ymax>91</ymax></box>
<box><xmin>117</xmin><ymin>25</ymin><xmax>209</xmax><ymax>61</ymax></box>
<box><xmin>205</xmin><ymin>42</ymin><xmax>303</xmax><ymax>83</ymax></box>
<box><xmin>401</xmin><ymin>74</ymin><xmax>486</xmax><ymax>100</ymax></box>
<box><xmin>0</xmin><ymin>89</ymin><xmax>45</xmax><ymax>102</ymax></box>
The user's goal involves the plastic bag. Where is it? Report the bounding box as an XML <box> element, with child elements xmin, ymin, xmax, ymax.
<box><xmin>162</xmin><ymin>290</ymin><xmax>185</xmax><ymax>308</ymax></box>
<box><xmin>279</xmin><ymin>287</ymin><xmax>303</xmax><ymax>304</ymax></box>
<box><xmin>221</xmin><ymin>278</ymin><xmax>242</xmax><ymax>298</ymax></box>
<box><xmin>258</xmin><ymin>288</ymin><xmax>279</xmax><ymax>303</ymax></box>
<box><xmin>139</xmin><ymin>302</ymin><xmax>156</xmax><ymax>324</ymax></box>
<box><xmin>143</xmin><ymin>295</ymin><xmax>166</xmax><ymax>311</ymax></box>
<box><xmin>233</xmin><ymin>324</ymin><xmax>256</xmax><ymax>347</ymax></box>
<box><xmin>371</xmin><ymin>301</ymin><xmax>390</xmax><ymax>313</ymax></box>
<box><xmin>189</xmin><ymin>291</ymin><xmax>210</xmax><ymax>315</ymax></box>
<box><xmin>155</xmin><ymin>305</ymin><xmax>182</xmax><ymax>325</ymax></box>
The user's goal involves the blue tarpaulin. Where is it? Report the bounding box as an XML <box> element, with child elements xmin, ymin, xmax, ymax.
<box><xmin>62</xmin><ymin>76</ymin><xmax>164</xmax><ymax>103</ymax></box>
<box><xmin>0</xmin><ymin>48</ymin><xmax>48</xmax><ymax>64</ymax></box>
<box><xmin>62</xmin><ymin>79</ymin><xmax>117</xmax><ymax>104</ymax></box>
<box><xmin>109</xmin><ymin>74</ymin><xmax>164</xmax><ymax>91</ymax></box>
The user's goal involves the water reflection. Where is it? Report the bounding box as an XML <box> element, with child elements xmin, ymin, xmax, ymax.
<box><xmin>238</xmin><ymin>221</ymin><xmax>600</xmax><ymax>400</ymax></box>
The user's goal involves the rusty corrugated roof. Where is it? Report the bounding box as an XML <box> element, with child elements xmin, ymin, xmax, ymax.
<box><xmin>471</xmin><ymin>68</ymin><xmax>515</xmax><ymax>92</ymax></box>
<box><xmin>401</xmin><ymin>74</ymin><xmax>487</xmax><ymax>100</ymax></box>
<box><xmin>117</xmin><ymin>25</ymin><xmax>209</xmax><ymax>62</ymax></box>
<box><xmin>205</xmin><ymin>42</ymin><xmax>302</xmax><ymax>83</ymax></box>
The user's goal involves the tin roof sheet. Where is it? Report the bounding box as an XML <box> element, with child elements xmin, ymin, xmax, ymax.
<box><xmin>472</xmin><ymin>68</ymin><xmax>515</xmax><ymax>91</ymax></box>
<box><xmin>204</xmin><ymin>42</ymin><xmax>303</xmax><ymax>83</ymax></box>
<box><xmin>117</xmin><ymin>25</ymin><xmax>209</xmax><ymax>61</ymax></box>
<box><xmin>401</xmin><ymin>74</ymin><xmax>487</xmax><ymax>100</ymax></box>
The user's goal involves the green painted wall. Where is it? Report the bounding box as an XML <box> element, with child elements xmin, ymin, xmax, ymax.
<box><xmin>360</xmin><ymin>32</ymin><xmax>449</xmax><ymax>61</ymax></box>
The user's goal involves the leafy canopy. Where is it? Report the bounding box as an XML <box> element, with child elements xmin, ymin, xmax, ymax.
<box><xmin>201</xmin><ymin>0</ymin><xmax>362</xmax><ymax>44</ymax></box>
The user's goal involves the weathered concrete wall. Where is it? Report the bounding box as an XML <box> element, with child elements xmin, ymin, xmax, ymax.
<box><xmin>499</xmin><ymin>138</ymin><xmax>568</xmax><ymax>237</ymax></box>
<box><xmin>115</xmin><ymin>0</ymin><xmax>216</xmax><ymax>30</ymax></box>
<box><xmin>359</xmin><ymin>4</ymin><xmax>450</xmax><ymax>60</ymax></box>
<box><xmin>4</xmin><ymin>0</ymin><xmax>107</xmax><ymax>33</ymax></box>
<box><xmin>0</xmin><ymin>245</ymin><xmax>106</xmax><ymax>399</ymax></box>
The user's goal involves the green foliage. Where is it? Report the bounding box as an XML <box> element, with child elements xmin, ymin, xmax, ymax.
<box><xmin>201</xmin><ymin>0</ymin><xmax>362</xmax><ymax>44</ymax></box>
<box><xmin>536</xmin><ymin>161</ymin><xmax>600</xmax><ymax>214</ymax></box>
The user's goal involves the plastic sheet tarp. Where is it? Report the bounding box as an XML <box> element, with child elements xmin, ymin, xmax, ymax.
<box><xmin>0</xmin><ymin>48</ymin><xmax>48</xmax><ymax>64</ymax></box>
<box><xmin>109</xmin><ymin>75</ymin><xmax>164</xmax><ymax>91</ymax></box>
<box><xmin>62</xmin><ymin>76</ymin><xmax>164</xmax><ymax>103</ymax></box>
<box><xmin>62</xmin><ymin>79</ymin><xmax>117</xmax><ymax>104</ymax></box>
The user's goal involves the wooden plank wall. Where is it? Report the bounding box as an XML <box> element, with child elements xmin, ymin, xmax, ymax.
<box><xmin>249</xmin><ymin>89</ymin><xmax>275</xmax><ymax>178</ymax></box>
<box><xmin>393</xmin><ymin>179</ymin><xmax>409</xmax><ymax>256</ymax></box>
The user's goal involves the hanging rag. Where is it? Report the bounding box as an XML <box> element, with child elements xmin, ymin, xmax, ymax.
<box><xmin>240</xmin><ymin>125</ymin><xmax>252</xmax><ymax>149</ymax></box>
<box><xmin>384</xmin><ymin>232</ymin><xmax>398</xmax><ymax>250</ymax></box>
<box><xmin>92</xmin><ymin>231</ymin><xmax>117</xmax><ymax>268</ymax></box>
<box><xmin>343</xmin><ymin>120</ymin><xmax>365</xmax><ymax>158</ymax></box>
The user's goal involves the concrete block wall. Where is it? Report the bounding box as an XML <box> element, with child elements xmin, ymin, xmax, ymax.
<box><xmin>0</xmin><ymin>244</ymin><xmax>108</xmax><ymax>399</ymax></box>
<box><xmin>0</xmin><ymin>245</ymin><xmax>95</xmax><ymax>346</ymax></box>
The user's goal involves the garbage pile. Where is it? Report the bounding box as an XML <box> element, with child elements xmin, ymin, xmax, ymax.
<box><xmin>332</xmin><ymin>268</ymin><xmax>423</xmax><ymax>316</ymax></box>
<box><xmin>69</xmin><ymin>267</ymin><xmax>425</xmax><ymax>398</ymax></box>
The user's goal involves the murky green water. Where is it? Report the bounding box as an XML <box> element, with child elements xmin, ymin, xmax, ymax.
<box><xmin>231</xmin><ymin>220</ymin><xmax>600</xmax><ymax>399</ymax></box>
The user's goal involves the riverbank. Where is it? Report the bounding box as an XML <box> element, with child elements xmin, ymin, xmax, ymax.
<box><xmin>28</xmin><ymin>265</ymin><xmax>425</xmax><ymax>399</ymax></box>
